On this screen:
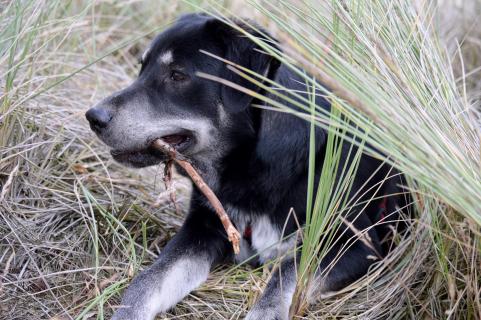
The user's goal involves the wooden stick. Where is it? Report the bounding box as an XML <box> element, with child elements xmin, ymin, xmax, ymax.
<box><xmin>152</xmin><ymin>139</ymin><xmax>241</xmax><ymax>254</ymax></box>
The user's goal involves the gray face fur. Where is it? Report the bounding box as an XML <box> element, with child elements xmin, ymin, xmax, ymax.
<box><xmin>85</xmin><ymin>40</ymin><xmax>230</xmax><ymax>169</ymax></box>
<box><xmin>91</xmin><ymin>88</ymin><xmax>212</xmax><ymax>153</ymax></box>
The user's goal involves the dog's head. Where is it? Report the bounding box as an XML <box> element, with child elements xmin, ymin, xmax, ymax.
<box><xmin>86</xmin><ymin>13</ymin><xmax>279</xmax><ymax>168</ymax></box>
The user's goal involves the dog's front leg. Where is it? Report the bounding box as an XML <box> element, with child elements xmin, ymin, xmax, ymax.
<box><xmin>245</xmin><ymin>258</ymin><xmax>297</xmax><ymax>320</ymax></box>
<box><xmin>112</xmin><ymin>204</ymin><xmax>231</xmax><ymax>320</ymax></box>
<box><xmin>245</xmin><ymin>215</ymin><xmax>384</xmax><ymax>320</ymax></box>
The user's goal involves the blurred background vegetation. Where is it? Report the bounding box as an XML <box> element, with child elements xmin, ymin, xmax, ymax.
<box><xmin>1</xmin><ymin>1</ymin><xmax>480</xmax><ymax>319</ymax></box>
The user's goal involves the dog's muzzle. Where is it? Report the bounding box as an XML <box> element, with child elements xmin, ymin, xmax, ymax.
<box><xmin>85</xmin><ymin>107</ymin><xmax>113</xmax><ymax>134</ymax></box>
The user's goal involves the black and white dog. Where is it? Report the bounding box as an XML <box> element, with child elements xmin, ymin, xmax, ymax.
<box><xmin>86</xmin><ymin>13</ymin><xmax>407</xmax><ymax>320</ymax></box>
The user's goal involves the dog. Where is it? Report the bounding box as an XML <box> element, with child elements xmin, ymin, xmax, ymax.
<box><xmin>85</xmin><ymin>13</ymin><xmax>408</xmax><ymax>320</ymax></box>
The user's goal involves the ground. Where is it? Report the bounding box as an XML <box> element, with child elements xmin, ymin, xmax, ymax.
<box><xmin>1</xmin><ymin>1</ymin><xmax>480</xmax><ymax>319</ymax></box>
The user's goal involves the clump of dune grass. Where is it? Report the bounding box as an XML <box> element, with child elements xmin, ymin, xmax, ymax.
<box><xmin>1</xmin><ymin>1</ymin><xmax>480</xmax><ymax>320</ymax></box>
<box><xmin>204</xmin><ymin>0</ymin><xmax>481</xmax><ymax>318</ymax></box>
<box><xmin>438</xmin><ymin>0</ymin><xmax>481</xmax><ymax>110</ymax></box>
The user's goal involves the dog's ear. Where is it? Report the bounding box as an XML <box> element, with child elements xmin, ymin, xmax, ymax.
<box><xmin>205</xmin><ymin>19</ymin><xmax>281</xmax><ymax>113</ymax></box>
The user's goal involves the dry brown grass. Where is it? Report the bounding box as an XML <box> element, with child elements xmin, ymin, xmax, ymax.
<box><xmin>1</xmin><ymin>1</ymin><xmax>480</xmax><ymax>319</ymax></box>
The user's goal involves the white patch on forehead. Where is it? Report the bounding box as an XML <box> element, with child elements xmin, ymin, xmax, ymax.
<box><xmin>141</xmin><ymin>47</ymin><xmax>151</xmax><ymax>62</ymax></box>
<box><xmin>158</xmin><ymin>50</ymin><xmax>174</xmax><ymax>64</ymax></box>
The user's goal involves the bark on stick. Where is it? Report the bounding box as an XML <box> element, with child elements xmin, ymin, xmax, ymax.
<box><xmin>152</xmin><ymin>139</ymin><xmax>241</xmax><ymax>254</ymax></box>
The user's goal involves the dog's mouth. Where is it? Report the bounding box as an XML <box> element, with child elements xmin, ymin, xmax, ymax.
<box><xmin>110</xmin><ymin>132</ymin><xmax>193</xmax><ymax>168</ymax></box>
<box><xmin>159</xmin><ymin>133</ymin><xmax>191</xmax><ymax>148</ymax></box>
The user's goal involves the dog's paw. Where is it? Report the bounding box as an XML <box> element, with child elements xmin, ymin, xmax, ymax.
<box><xmin>245</xmin><ymin>306</ymin><xmax>288</xmax><ymax>320</ymax></box>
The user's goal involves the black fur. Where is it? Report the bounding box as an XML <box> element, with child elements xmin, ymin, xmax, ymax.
<box><xmin>86</xmin><ymin>13</ymin><xmax>409</xmax><ymax>320</ymax></box>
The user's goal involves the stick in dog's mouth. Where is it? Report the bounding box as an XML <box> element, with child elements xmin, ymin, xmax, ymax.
<box><xmin>151</xmin><ymin>139</ymin><xmax>241</xmax><ymax>254</ymax></box>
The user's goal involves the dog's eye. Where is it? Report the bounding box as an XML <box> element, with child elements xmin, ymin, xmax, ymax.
<box><xmin>170</xmin><ymin>70</ymin><xmax>187</xmax><ymax>82</ymax></box>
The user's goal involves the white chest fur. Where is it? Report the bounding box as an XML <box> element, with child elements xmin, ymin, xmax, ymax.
<box><xmin>251</xmin><ymin>216</ymin><xmax>297</xmax><ymax>263</ymax></box>
<box><xmin>227</xmin><ymin>206</ymin><xmax>297</xmax><ymax>264</ymax></box>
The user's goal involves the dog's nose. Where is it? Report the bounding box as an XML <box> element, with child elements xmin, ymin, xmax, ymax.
<box><xmin>85</xmin><ymin>107</ymin><xmax>112</xmax><ymax>133</ymax></box>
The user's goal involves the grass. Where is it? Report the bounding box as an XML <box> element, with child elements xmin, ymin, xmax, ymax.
<box><xmin>1</xmin><ymin>0</ymin><xmax>480</xmax><ymax>319</ymax></box>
